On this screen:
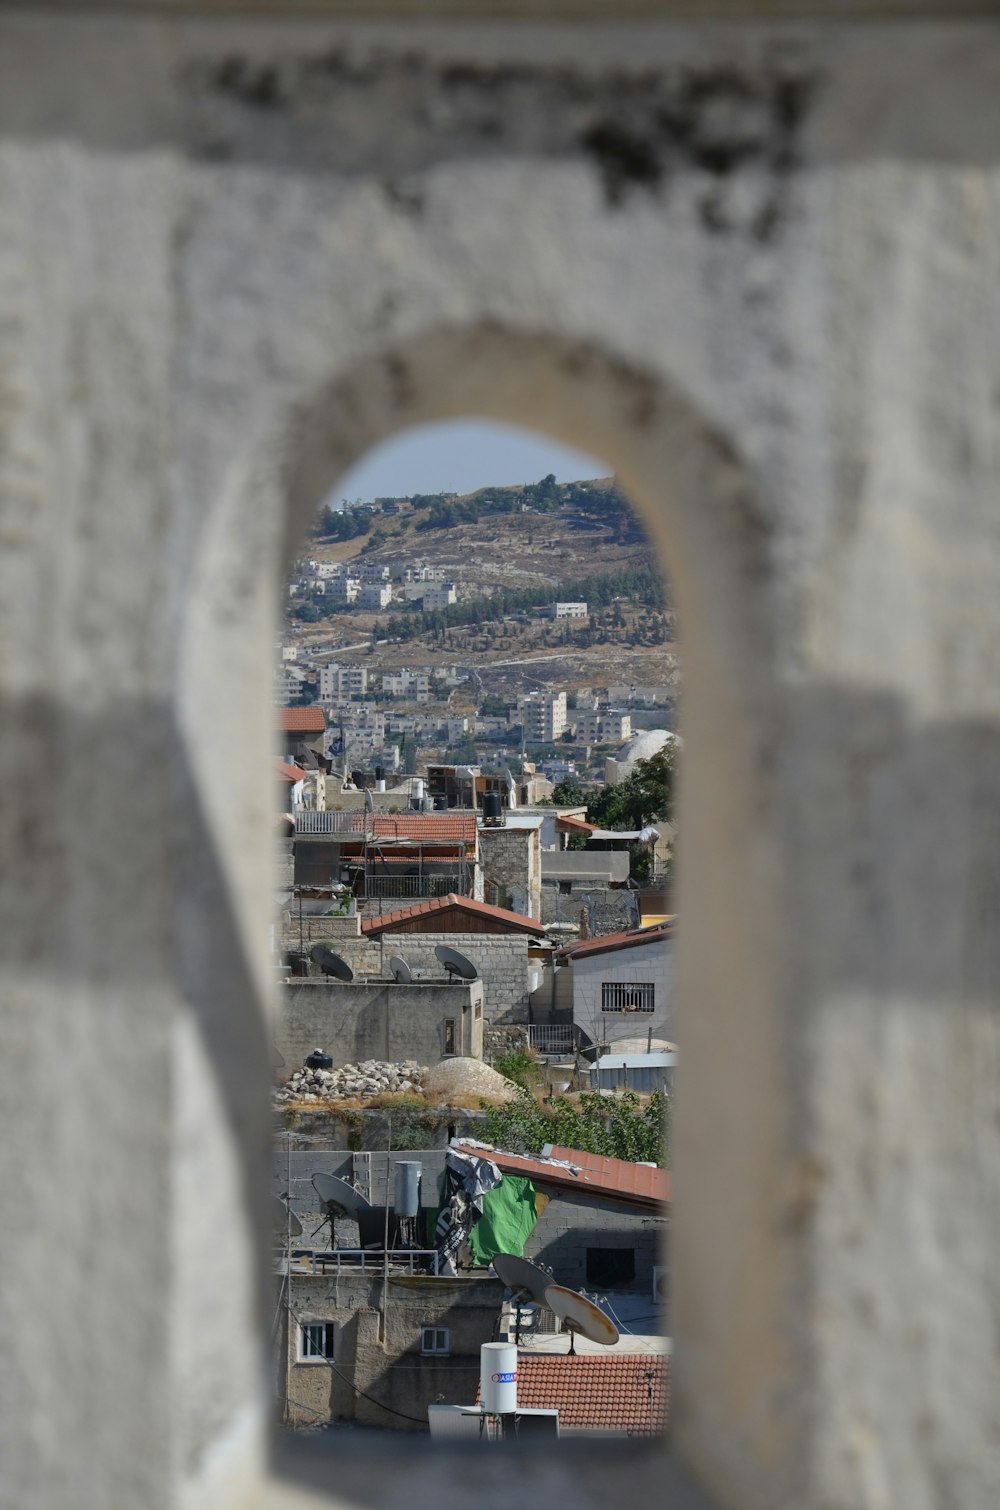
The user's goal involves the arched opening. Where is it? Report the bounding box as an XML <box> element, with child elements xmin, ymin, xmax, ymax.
<box><xmin>273</xmin><ymin>413</ymin><xmax>678</xmax><ymax>1443</ymax></box>
<box><xmin>177</xmin><ymin>323</ymin><xmax>781</xmax><ymax>1505</ymax></box>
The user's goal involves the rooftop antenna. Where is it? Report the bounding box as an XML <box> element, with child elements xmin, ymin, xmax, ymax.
<box><xmin>434</xmin><ymin>944</ymin><xmax>478</xmax><ymax>982</ymax></box>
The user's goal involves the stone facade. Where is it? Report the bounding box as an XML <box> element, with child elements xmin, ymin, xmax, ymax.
<box><xmin>278</xmin><ymin>977</ymin><xmax>484</xmax><ymax>1067</ymax></box>
<box><xmin>4</xmin><ymin>10</ymin><xmax>1000</xmax><ymax>1510</ymax></box>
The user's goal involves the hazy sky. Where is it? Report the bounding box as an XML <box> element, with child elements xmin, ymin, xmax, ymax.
<box><xmin>330</xmin><ymin>418</ymin><xmax>609</xmax><ymax>506</ymax></box>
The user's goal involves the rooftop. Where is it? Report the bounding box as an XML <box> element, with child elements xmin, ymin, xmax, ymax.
<box><xmin>478</xmin><ymin>1353</ymin><xmax>668</xmax><ymax>1436</ymax></box>
<box><xmin>557</xmin><ymin>921</ymin><xmax>674</xmax><ymax>962</ymax></box>
<box><xmin>453</xmin><ymin>1139</ymin><xmax>669</xmax><ymax>1209</ymax></box>
<box><xmin>276</xmin><ymin>706</ymin><xmax>326</xmax><ymax>732</ymax></box>
<box><xmin>363</xmin><ymin>892</ymin><xmax>544</xmax><ymax>937</ymax></box>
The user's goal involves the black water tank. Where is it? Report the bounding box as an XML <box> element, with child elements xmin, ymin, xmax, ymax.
<box><xmin>481</xmin><ymin>791</ymin><xmax>503</xmax><ymax>823</ymax></box>
<box><xmin>305</xmin><ymin>1048</ymin><xmax>333</xmax><ymax>1071</ymax></box>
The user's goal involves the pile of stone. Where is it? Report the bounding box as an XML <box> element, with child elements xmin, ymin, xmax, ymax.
<box><xmin>276</xmin><ymin>1058</ymin><xmax>426</xmax><ymax>1104</ymax></box>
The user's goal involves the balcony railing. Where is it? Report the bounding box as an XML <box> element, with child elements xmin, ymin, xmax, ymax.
<box><xmin>526</xmin><ymin>1025</ymin><xmax>578</xmax><ymax>1055</ymax></box>
<box><xmin>364</xmin><ymin>873</ymin><xmax>465</xmax><ymax>899</ymax></box>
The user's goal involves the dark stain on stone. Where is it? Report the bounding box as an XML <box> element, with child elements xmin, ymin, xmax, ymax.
<box><xmin>580</xmin><ymin>120</ymin><xmax>664</xmax><ymax>206</ymax></box>
<box><xmin>383</xmin><ymin>178</ymin><xmax>425</xmax><ymax>218</ymax></box>
<box><xmin>211</xmin><ymin>57</ymin><xmax>287</xmax><ymax>110</ymax></box>
<box><xmin>384</xmin><ymin>354</ymin><xmax>415</xmax><ymax>412</ymax></box>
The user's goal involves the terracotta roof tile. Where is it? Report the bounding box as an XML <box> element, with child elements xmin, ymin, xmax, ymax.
<box><xmin>354</xmin><ymin>813</ymin><xmax>476</xmax><ymax>842</ymax></box>
<box><xmin>453</xmin><ymin>1141</ymin><xmax>669</xmax><ymax>1208</ymax></box>
<box><xmin>557</xmin><ymin>921</ymin><xmax>674</xmax><ymax>962</ymax></box>
<box><xmin>363</xmin><ymin>892</ymin><xmax>543</xmax><ymax>937</ymax></box>
<box><xmin>275</xmin><ymin>706</ymin><xmax>326</xmax><ymax>732</ymax></box>
<box><xmin>477</xmin><ymin>1353</ymin><xmax>668</xmax><ymax>1435</ymax></box>
<box><xmin>275</xmin><ymin>760</ymin><xmax>308</xmax><ymax>783</ymax></box>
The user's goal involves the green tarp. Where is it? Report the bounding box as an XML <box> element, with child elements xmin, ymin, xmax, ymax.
<box><xmin>468</xmin><ymin>1175</ymin><xmax>540</xmax><ymax>1265</ymax></box>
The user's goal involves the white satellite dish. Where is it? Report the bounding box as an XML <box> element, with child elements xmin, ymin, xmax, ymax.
<box><xmin>434</xmin><ymin>943</ymin><xmax>478</xmax><ymax>981</ymax></box>
<box><xmin>389</xmin><ymin>954</ymin><xmax>413</xmax><ymax>984</ymax></box>
<box><xmin>364</xmin><ymin>786</ymin><xmax>375</xmax><ymax>813</ymax></box>
<box><xmin>492</xmin><ymin>1252</ymin><xmax>551</xmax><ymax>1307</ymax></box>
<box><xmin>544</xmin><ymin>1284</ymin><xmax>619</xmax><ymax>1353</ymax></box>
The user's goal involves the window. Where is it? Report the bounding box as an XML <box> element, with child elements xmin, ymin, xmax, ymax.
<box><xmin>444</xmin><ymin>1019</ymin><xmax>456</xmax><ymax>1054</ymax></box>
<box><xmin>601</xmin><ymin>982</ymin><xmax>655</xmax><ymax>1013</ymax></box>
<box><xmin>421</xmin><ymin>1326</ymin><xmax>450</xmax><ymax>1355</ymax></box>
<box><xmin>586</xmin><ymin>1248</ymin><xmax>636</xmax><ymax>1288</ymax></box>
<box><xmin>299</xmin><ymin>1321</ymin><xmax>336</xmax><ymax>1361</ymax></box>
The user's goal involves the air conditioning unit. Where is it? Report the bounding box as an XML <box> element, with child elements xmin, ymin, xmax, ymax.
<box><xmin>652</xmin><ymin>1266</ymin><xmax>667</xmax><ymax>1304</ymax></box>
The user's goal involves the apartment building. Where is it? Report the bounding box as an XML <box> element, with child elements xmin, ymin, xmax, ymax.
<box><xmin>517</xmin><ymin>690</ymin><xmax>568</xmax><ymax>743</ymax></box>
<box><xmin>318</xmin><ymin>663</ymin><xmax>368</xmax><ymax>702</ymax></box>
<box><xmin>575</xmin><ymin>710</ymin><xmax>632</xmax><ymax>744</ymax></box>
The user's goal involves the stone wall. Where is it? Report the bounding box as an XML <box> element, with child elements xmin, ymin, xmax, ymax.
<box><xmin>479</xmin><ymin>825</ymin><xmax>541</xmax><ymax>920</ymax></box>
<box><xmin>4</xmin><ymin>11</ymin><xmax>1000</xmax><ymax>1510</ymax></box>
<box><xmin>524</xmin><ymin>1189</ymin><xmax>666</xmax><ymax>1299</ymax></box>
<box><xmin>314</xmin><ymin>933</ymin><xmax>534</xmax><ymax>1027</ymax></box>
<box><xmin>278</xmin><ymin>977</ymin><xmax>484</xmax><ymax>1068</ymax></box>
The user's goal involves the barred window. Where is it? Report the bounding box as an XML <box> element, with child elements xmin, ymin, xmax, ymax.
<box><xmin>601</xmin><ymin>982</ymin><xmax>655</xmax><ymax>1013</ymax></box>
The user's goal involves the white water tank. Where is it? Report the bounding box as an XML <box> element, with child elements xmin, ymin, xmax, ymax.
<box><xmin>480</xmin><ymin>1342</ymin><xmax>518</xmax><ymax>1414</ymax></box>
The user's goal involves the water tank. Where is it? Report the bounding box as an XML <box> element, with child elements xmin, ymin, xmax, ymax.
<box><xmin>481</xmin><ymin>791</ymin><xmax>503</xmax><ymax>824</ymax></box>
<box><xmin>305</xmin><ymin>1048</ymin><xmax>333</xmax><ymax>1070</ymax></box>
<box><xmin>422</xmin><ymin>797</ymin><xmax>435</xmax><ymax>813</ymax></box>
<box><xmin>374</xmin><ymin>765</ymin><xmax>384</xmax><ymax>782</ymax></box>
<box><xmin>412</xmin><ymin>778</ymin><xmax>425</xmax><ymax>802</ymax></box>
<box><xmin>393</xmin><ymin>1160</ymin><xmax>422</xmax><ymax>1217</ymax></box>
<box><xmin>375</xmin><ymin>778</ymin><xmax>386</xmax><ymax>792</ymax></box>
<box><xmin>480</xmin><ymin>1342</ymin><xmax>518</xmax><ymax>1414</ymax></box>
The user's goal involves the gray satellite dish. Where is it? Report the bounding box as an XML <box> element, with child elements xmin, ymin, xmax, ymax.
<box><xmin>310</xmin><ymin>944</ymin><xmax>355</xmax><ymax>981</ymax></box>
<box><xmin>311</xmin><ymin>1172</ymin><xmax>373</xmax><ymax>1217</ymax></box>
<box><xmin>364</xmin><ymin>786</ymin><xmax>375</xmax><ymax>813</ymax></box>
<box><xmin>544</xmin><ymin>1284</ymin><xmax>620</xmax><ymax>1353</ymax></box>
<box><xmin>273</xmin><ymin>1196</ymin><xmax>303</xmax><ymax>1239</ymax></box>
<box><xmin>434</xmin><ymin>944</ymin><xmax>478</xmax><ymax>981</ymax></box>
<box><xmin>389</xmin><ymin>955</ymin><xmax>413</xmax><ymax>984</ymax></box>
<box><xmin>492</xmin><ymin>1252</ymin><xmax>552</xmax><ymax>1307</ymax></box>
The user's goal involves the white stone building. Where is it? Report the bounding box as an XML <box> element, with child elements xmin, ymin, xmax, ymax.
<box><xmin>517</xmin><ymin>690</ymin><xmax>568</xmax><ymax>743</ymax></box>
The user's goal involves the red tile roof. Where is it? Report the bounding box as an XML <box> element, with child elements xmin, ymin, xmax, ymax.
<box><xmin>352</xmin><ymin>813</ymin><xmax>476</xmax><ymax>843</ymax></box>
<box><xmin>275</xmin><ymin>760</ymin><xmax>308</xmax><ymax>783</ymax></box>
<box><xmin>477</xmin><ymin>1353</ymin><xmax>668</xmax><ymax>1435</ymax></box>
<box><xmin>275</xmin><ymin>706</ymin><xmax>326</xmax><ymax>732</ymax></box>
<box><xmin>363</xmin><ymin>892</ymin><xmax>543</xmax><ymax>937</ymax></box>
<box><xmin>453</xmin><ymin>1141</ymin><xmax>669</xmax><ymax>1208</ymax></box>
<box><xmin>557</xmin><ymin>921</ymin><xmax>674</xmax><ymax>962</ymax></box>
<box><xmin>555</xmin><ymin>815</ymin><xmax>598</xmax><ymax>835</ymax></box>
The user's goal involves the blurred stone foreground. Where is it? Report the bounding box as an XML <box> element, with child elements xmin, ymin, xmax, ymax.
<box><xmin>1</xmin><ymin>6</ymin><xmax>999</xmax><ymax>1510</ymax></box>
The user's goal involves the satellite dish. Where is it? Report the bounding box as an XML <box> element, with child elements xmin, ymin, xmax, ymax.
<box><xmin>273</xmin><ymin>1196</ymin><xmax>303</xmax><ymax>1239</ymax></box>
<box><xmin>544</xmin><ymin>1284</ymin><xmax>620</xmax><ymax>1353</ymax></box>
<box><xmin>434</xmin><ymin>944</ymin><xmax>478</xmax><ymax>982</ymax></box>
<box><xmin>310</xmin><ymin>944</ymin><xmax>355</xmax><ymax>981</ymax></box>
<box><xmin>389</xmin><ymin>955</ymin><xmax>413</xmax><ymax>984</ymax></box>
<box><xmin>311</xmin><ymin>1172</ymin><xmax>373</xmax><ymax>1216</ymax></box>
<box><xmin>492</xmin><ymin>1252</ymin><xmax>552</xmax><ymax>1307</ymax></box>
<box><xmin>364</xmin><ymin>787</ymin><xmax>375</xmax><ymax>813</ymax></box>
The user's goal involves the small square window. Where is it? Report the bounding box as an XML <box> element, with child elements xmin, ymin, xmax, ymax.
<box><xmin>299</xmin><ymin>1321</ymin><xmax>336</xmax><ymax>1361</ymax></box>
<box><xmin>421</xmin><ymin>1326</ymin><xmax>450</xmax><ymax>1355</ymax></box>
<box><xmin>586</xmin><ymin>1248</ymin><xmax>636</xmax><ymax>1288</ymax></box>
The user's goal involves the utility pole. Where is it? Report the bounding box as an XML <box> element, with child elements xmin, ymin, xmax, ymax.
<box><xmin>379</xmin><ymin>1116</ymin><xmax>392</xmax><ymax>1345</ymax></box>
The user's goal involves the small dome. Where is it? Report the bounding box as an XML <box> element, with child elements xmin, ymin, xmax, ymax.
<box><xmin>614</xmin><ymin>728</ymin><xmax>677</xmax><ymax>764</ymax></box>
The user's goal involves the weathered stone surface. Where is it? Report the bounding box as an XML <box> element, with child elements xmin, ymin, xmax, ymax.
<box><xmin>1</xmin><ymin>11</ymin><xmax>999</xmax><ymax>1510</ymax></box>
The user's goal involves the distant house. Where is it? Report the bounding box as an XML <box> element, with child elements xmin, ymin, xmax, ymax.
<box><xmin>276</xmin><ymin>705</ymin><xmax>327</xmax><ymax>765</ymax></box>
<box><xmin>558</xmin><ymin>923</ymin><xmax>675</xmax><ymax>1053</ymax></box>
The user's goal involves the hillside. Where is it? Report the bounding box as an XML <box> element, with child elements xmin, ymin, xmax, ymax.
<box><xmin>290</xmin><ymin>477</ymin><xmax>679</xmax><ymax>705</ymax></box>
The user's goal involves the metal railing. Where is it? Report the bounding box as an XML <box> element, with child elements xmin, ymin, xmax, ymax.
<box><xmin>527</xmin><ymin>1024</ymin><xmax>578</xmax><ymax>1054</ymax></box>
<box><xmin>290</xmin><ymin>1248</ymin><xmax>441</xmax><ymax>1276</ymax></box>
<box><xmin>364</xmin><ymin>873</ymin><xmax>465</xmax><ymax>899</ymax></box>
